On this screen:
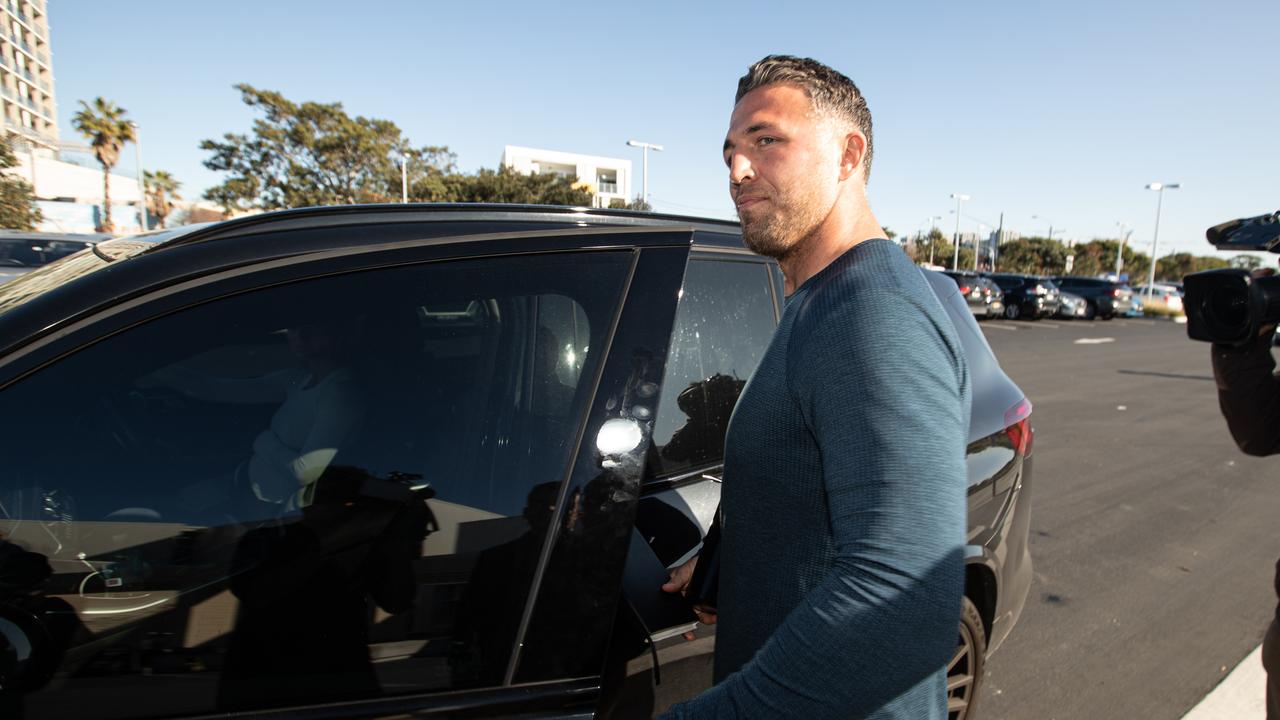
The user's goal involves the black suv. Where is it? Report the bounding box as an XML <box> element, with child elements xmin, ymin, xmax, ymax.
<box><xmin>1049</xmin><ymin>276</ymin><xmax>1133</xmax><ymax>320</ymax></box>
<box><xmin>987</xmin><ymin>273</ymin><xmax>1061</xmax><ymax>320</ymax></box>
<box><xmin>0</xmin><ymin>205</ymin><xmax>1033</xmax><ymax>720</ymax></box>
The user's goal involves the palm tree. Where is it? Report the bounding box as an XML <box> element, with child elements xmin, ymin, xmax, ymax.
<box><xmin>71</xmin><ymin>97</ymin><xmax>135</xmax><ymax>233</ymax></box>
<box><xmin>144</xmin><ymin>170</ymin><xmax>181</xmax><ymax>228</ymax></box>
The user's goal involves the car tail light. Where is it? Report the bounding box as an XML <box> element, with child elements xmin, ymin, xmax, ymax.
<box><xmin>1112</xmin><ymin>288</ymin><xmax>1122</xmax><ymax>297</ymax></box>
<box><xmin>1004</xmin><ymin>398</ymin><xmax>1034</xmax><ymax>455</ymax></box>
<box><xmin>959</xmin><ymin>285</ymin><xmax>970</xmax><ymax>294</ymax></box>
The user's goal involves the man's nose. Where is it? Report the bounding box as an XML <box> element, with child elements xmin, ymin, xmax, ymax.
<box><xmin>728</xmin><ymin>153</ymin><xmax>754</xmax><ymax>186</ymax></box>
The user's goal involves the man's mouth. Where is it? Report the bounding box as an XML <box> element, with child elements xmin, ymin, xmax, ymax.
<box><xmin>735</xmin><ymin>195</ymin><xmax>766</xmax><ymax>210</ymax></box>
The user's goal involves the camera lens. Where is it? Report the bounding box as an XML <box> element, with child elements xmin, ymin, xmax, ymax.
<box><xmin>1208</xmin><ymin>285</ymin><xmax>1250</xmax><ymax>331</ymax></box>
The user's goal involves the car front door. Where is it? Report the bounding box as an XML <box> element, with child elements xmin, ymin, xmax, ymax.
<box><xmin>0</xmin><ymin>229</ymin><xmax>692</xmax><ymax>719</ymax></box>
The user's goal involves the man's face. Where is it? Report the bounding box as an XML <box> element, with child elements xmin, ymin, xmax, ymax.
<box><xmin>723</xmin><ymin>84</ymin><xmax>845</xmax><ymax>259</ymax></box>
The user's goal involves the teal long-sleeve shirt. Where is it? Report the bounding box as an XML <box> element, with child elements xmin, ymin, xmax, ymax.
<box><xmin>664</xmin><ymin>239</ymin><xmax>970</xmax><ymax>719</ymax></box>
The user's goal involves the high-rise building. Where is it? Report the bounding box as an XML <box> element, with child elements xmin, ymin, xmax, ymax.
<box><xmin>0</xmin><ymin>0</ymin><xmax>55</xmax><ymax>150</ymax></box>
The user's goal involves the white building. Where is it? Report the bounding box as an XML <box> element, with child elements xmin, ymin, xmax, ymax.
<box><xmin>1</xmin><ymin>0</ymin><xmax>56</xmax><ymax>150</ymax></box>
<box><xmin>501</xmin><ymin>145</ymin><xmax>632</xmax><ymax>208</ymax></box>
<box><xmin>9</xmin><ymin>152</ymin><xmax>144</xmax><ymax>234</ymax></box>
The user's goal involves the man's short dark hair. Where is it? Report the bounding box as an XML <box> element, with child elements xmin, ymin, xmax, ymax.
<box><xmin>735</xmin><ymin>55</ymin><xmax>874</xmax><ymax>182</ymax></box>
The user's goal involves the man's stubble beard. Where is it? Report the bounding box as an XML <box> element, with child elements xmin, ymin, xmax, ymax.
<box><xmin>739</xmin><ymin>189</ymin><xmax>829</xmax><ymax>262</ymax></box>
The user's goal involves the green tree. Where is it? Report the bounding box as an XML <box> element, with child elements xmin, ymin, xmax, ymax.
<box><xmin>0</xmin><ymin>138</ymin><xmax>42</xmax><ymax>230</ymax></box>
<box><xmin>72</xmin><ymin>97</ymin><xmax>135</xmax><ymax>233</ymax></box>
<box><xmin>201</xmin><ymin>84</ymin><xmax>455</xmax><ymax>211</ymax></box>
<box><xmin>994</xmin><ymin>237</ymin><xmax>1068</xmax><ymax>275</ymax></box>
<box><xmin>608</xmin><ymin>195</ymin><xmax>652</xmax><ymax>211</ymax></box>
<box><xmin>143</xmin><ymin>169</ymin><xmax>181</xmax><ymax>229</ymax></box>
<box><xmin>441</xmin><ymin>167</ymin><xmax>592</xmax><ymax>206</ymax></box>
<box><xmin>1156</xmin><ymin>253</ymin><xmax>1228</xmax><ymax>280</ymax></box>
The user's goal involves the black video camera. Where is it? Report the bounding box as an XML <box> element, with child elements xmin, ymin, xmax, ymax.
<box><xmin>1184</xmin><ymin>211</ymin><xmax>1280</xmax><ymax>347</ymax></box>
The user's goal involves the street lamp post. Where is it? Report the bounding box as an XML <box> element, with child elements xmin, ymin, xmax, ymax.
<box><xmin>626</xmin><ymin>140</ymin><xmax>663</xmax><ymax>206</ymax></box>
<box><xmin>129</xmin><ymin>121</ymin><xmax>146</xmax><ymax>231</ymax></box>
<box><xmin>1144</xmin><ymin>182</ymin><xmax>1181</xmax><ymax>301</ymax></box>
<box><xmin>927</xmin><ymin>214</ymin><xmax>942</xmax><ymax>265</ymax></box>
<box><xmin>974</xmin><ymin>223</ymin><xmax>986</xmax><ymax>271</ymax></box>
<box><xmin>1115</xmin><ymin>221</ymin><xmax>1132</xmax><ymax>278</ymax></box>
<box><xmin>1032</xmin><ymin>214</ymin><xmax>1056</xmax><ymax>243</ymax></box>
<box><xmin>950</xmin><ymin>193</ymin><xmax>970</xmax><ymax>270</ymax></box>
<box><xmin>400</xmin><ymin>154</ymin><xmax>408</xmax><ymax>203</ymax></box>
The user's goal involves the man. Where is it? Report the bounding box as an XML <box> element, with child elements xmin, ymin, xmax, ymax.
<box><xmin>1210</xmin><ymin>311</ymin><xmax>1280</xmax><ymax>719</ymax></box>
<box><xmin>660</xmin><ymin>56</ymin><xmax>970</xmax><ymax>719</ymax></box>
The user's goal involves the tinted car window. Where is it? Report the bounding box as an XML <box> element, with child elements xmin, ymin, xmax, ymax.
<box><xmin>0</xmin><ymin>251</ymin><xmax>631</xmax><ymax>717</ymax></box>
<box><xmin>0</xmin><ymin>237</ymin><xmax>92</xmax><ymax>267</ymax></box>
<box><xmin>991</xmin><ymin>275</ymin><xmax>1025</xmax><ymax>290</ymax></box>
<box><xmin>646</xmin><ymin>259</ymin><xmax>776</xmax><ymax>479</ymax></box>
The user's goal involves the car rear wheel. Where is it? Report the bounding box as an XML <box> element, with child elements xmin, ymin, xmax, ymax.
<box><xmin>948</xmin><ymin>596</ymin><xmax>987</xmax><ymax>720</ymax></box>
<box><xmin>1083</xmin><ymin>301</ymin><xmax>1097</xmax><ymax>320</ymax></box>
<box><xmin>1004</xmin><ymin>303</ymin><xmax>1021</xmax><ymax>320</ymax></box>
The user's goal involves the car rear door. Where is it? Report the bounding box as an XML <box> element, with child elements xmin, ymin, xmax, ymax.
<box><xmin>0</xmin><ymin>226</ymin><xmax>694</xmax><ymax>719</ymax></box>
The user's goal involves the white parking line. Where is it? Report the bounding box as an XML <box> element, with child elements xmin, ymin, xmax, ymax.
<box><xmin>1037</xmin><ymin>321</ymin><xmax>1062</xmax><ymax>328</ymax></box>
<box><xmin>1074</xmin><ymin>337</ymin><xmax>1116</xmax><ymax>345</ymax></box>
<box><xmin>1180</xmin><ymin>643</ymin><xmax>1265</xmax><ymax>719</ymax></box>
<box><xmin>981</xmin><ymin>323</ymin><xmax>1019</xmax><ymax>332</ymax></box>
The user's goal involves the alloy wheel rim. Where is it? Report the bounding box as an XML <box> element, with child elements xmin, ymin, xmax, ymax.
<box><xmin>946</xmin><ymin>623</ymin><xmax>976</xmax><ymax>720</ymax></box>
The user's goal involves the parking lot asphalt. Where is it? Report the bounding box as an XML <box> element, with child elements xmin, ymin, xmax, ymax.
<box><xmin>973</xmin><ymin>317</ymin><xmax>1280</xmax><ymax>719</ymax></box>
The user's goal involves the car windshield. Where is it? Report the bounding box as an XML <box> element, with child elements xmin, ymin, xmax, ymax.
<box><xmin>0</xmin><ymin>226</ymin><xmax>204</xmax><ymax>318</ymax></box>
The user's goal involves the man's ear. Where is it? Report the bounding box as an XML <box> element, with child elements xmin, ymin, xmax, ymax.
<box><xmin>838</xmin><ymin>131</ymin><xmax>866</xmax><ymax>182</ymax></box>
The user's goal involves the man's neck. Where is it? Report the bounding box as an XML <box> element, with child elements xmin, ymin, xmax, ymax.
<box><xmin>778</xmin><ymin>204</ymin><xmax>884</xmax><ymax>295</ymax></box>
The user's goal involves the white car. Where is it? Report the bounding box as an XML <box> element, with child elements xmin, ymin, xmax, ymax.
<box><xmin>1131</xmin><ymin>283</ymin><xmax>1184</xmax><ymax>312</ymax></box>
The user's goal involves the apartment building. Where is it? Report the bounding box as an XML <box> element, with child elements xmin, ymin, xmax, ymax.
<box><xmin>0</xmin><ymin>0</ymin><xmax>54</xmax><ymax>150</ymax></box>
<box><xmin>501</xmin><ymin>145</ymin><xmax>632</xmax><ymax>209</ymax></box>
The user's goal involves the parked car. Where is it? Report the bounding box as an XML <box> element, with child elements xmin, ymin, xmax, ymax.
<box><xmin>1130</xmin><ymin>283</ymin><xmax>1184</xmax><ymax>313</ymax></box>
<box><xmin>1048</xmin><ymin>276</ymin><xmax>1132</xmax><ymax>320</ymax></box>
<box><xmin>987</xmin><ymin>272</ymin><xmax>1060</xmax><ymax>319</ymax></box>
<box><xmin>1056</xmin><ymin>290</ymin><xmax>1089</xmax><ymax>319</ymax></box>
<box><xmin>0</xmin><ymin>205</ymin><xmax>1033</xmax><ymax>720</ymax></box>
<box><xmin>942</xmin><ymin>270</ymin><xmax>1005</xmax><ymax>319</ymax></box>
<box><xmin>0</xmin><ymin>230</ymin><xmax>111</xmax><ymax>284</ymax></box>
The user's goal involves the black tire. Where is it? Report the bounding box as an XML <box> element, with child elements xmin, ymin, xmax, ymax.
<box><xmin>1099</xmin><ymin>312</ymin><xmax>1113</xmax><ymax>321</ymax></box>
<box><xmin>1083</xmin><ymin>301</ymin><xmax>1097</xmax><ymax>320</ymax></box>
<box><xmin>948</xmin><ymin>596</ymin><xmax>987</xmax><ymax>720</ymax></box>
<box><xmin>1003</xmin><ymin>303</ymin><xmax>1021</xmax><ymax>320</ymax></box>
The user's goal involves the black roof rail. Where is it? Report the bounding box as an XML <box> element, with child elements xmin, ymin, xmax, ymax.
<box><xmin>154</xmin><ymin>203</ymin><xmax>740</xmax><ymax>250</ymax></box>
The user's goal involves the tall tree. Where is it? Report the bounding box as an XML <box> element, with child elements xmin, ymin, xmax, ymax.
<box><xmin>441</xmin><ymin>167</ymin><xmax>592</xmax><ymax>206</ymax></box>
<box><xmin>143</xmin><ymin>170</ymin><xmax>181</xmax><ymax>229</ymax></box>
<box><xmin>201</xmin><ymin>84</ymin><xmax>455</xmax><ymax>211</ymax></box>
<box><xmin>0</xmin><ymin>138</ymin><xmax>42</xmax><ymax>230</ymax></box>
<box><xmin>72</xmin><ymin>97</ymin><xmax>135</xmax><ymax>233</ymax></box>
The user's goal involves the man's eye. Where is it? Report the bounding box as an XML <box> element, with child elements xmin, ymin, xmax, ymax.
<box><xmin>758</xmin><ymin>137</ymin><xmax>776</xmax><ymax>146</ymax></box>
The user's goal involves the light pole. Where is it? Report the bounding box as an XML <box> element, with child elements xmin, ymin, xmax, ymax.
<box><xmin>1031</xmin><ymin>214</ymin><xmax>1056</xmax><ymax>243</ymax></box>
<box><xmin>1115</xmin><ymin>221</ymin><xmax>1132</xmax><ymax>278</ymax></box>
<box><xmin>129</xmin><ymin>121</ymin><xmax>146</xmax><ymax>231</ymax></box>
<box><xmin>1144</xmin><ymin>182</ymin><xmax>1181</xmax><ymax>301</ymax></box>
<box><xmin>927</xmin><ymin>214</ymin><xmax>942</xmax><ymax>265</ymax></box>
<box><xmin>950</xmin><ymin>193</ymin><xmax>970</xmax><ymax>270</ymax></box>
<box><xmin>400</xmin><ymin>154</ymin><xmax>408</xmax><ymax>203</ymax></box>
<box><xmin>626</xmin><ymin>140</ymin><xmax>663</xmax><ymax>206</ymax></box>
<box><xmin>974</xmin><ymin>223</ymin><xmax>987</xmax><ymax>271</ymax></box>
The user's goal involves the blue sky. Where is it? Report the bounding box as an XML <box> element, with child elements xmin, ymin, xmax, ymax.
<box><xmin>50</xmin><ymin>0</ymin><xmax>1279</xmax><ymax>257</ymax></box>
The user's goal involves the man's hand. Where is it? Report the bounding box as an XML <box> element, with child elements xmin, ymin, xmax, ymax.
<box><xmin>662</xmin><ymin>555</ymin><xmax>697</xmax><ymax>595</ymax></box>
<box><xmin>663</xmin><ymin>555</ymin><xmax>717</xmax><ymax>639</ymax></box>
